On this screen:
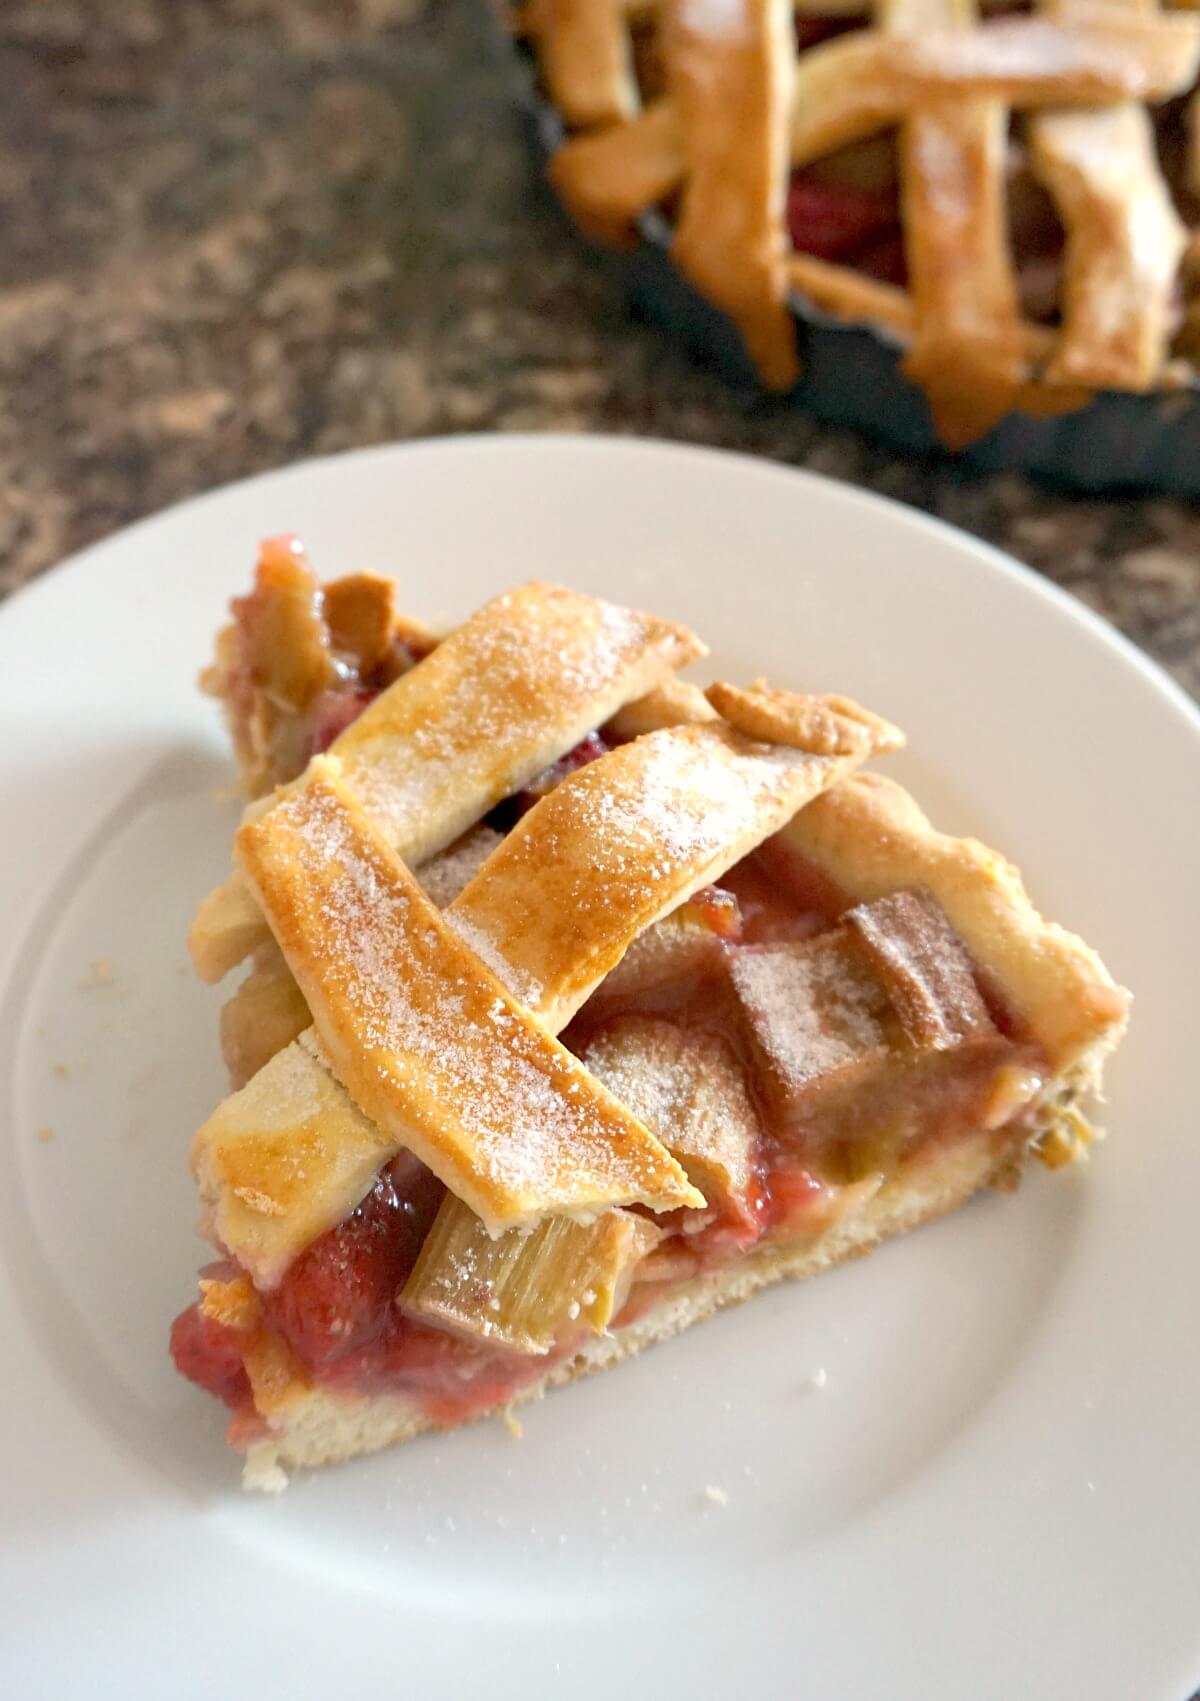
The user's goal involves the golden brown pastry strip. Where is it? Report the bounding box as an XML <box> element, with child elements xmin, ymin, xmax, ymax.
<box><xmin>548</xmin><ymin>97</ymin><xmax>684</xmax><ymax>243</ymax></box>
<box><xmin>784</xmin><ymin>256</ymin><xmax>1094</xmax><ymax>424</ymax></box>
<box><xmin>523</xmin><ymin>0</ymin><xmax>640</xmax><ymax>126</ymax></box>
<box><xmin>236</xmin><ymin>762</ymin><xmax>703</xmax><ymax>1239</ymax></box>
<box><xmin>189</xmin><ymin>581</ymin><xmax>704</xmax><ymax>983</ymax></box>
<box><xmin>1032</xmin><ymin>103</ymin><xmax>1184</xmax><ymax>388</ymax></box>
<box><xmin>789</xmin><ymin>18</ymin><xmax>1200</xmax><ymax>166</ymax></box>
<box><xmin>705</xmin><ymin>681</ymin><xmax>903</xmax><ymax>757</ymax></box>
<box><xmin>879</xmin><ymin>0</ymin><xmax>1023</xmax><ymax>446</ymax></box>
<box><xmin>448</xmin><ymin>701</ymin><xmax>902</xmax><ymax>1033</ymax></box>
<box><xmin>1029</xmin><ymin>0</ymin><xmax>1185</xmax><ymax>391</ymax></box>
<box><xmin>667</xmin><ymin>0</ymin><xmax>800</xmax><ymax>389</ymax></box>
<box><xmin>313</xmin><ymin>579</ymin><xmax>703</xmax><ymax>860</ymax></box>
<box><xmin>193</xmin><ymin>1033</ymin><xmax>398</xmax><ymax>1291</ymax></box>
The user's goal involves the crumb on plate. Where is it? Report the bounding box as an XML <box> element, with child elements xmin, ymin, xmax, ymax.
<box><xmin>77</xmin><ymin>958</ymin><xmax>116</xmax><ymax>991</ymax></box>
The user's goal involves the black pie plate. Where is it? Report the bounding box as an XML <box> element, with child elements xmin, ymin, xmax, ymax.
<box><xmin>523</xmin><ymin>91</ymin><xmax>1200</xmax><ymax>497</ymax></box>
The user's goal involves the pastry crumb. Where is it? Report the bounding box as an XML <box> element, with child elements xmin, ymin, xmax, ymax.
<box><xmin>501</xmin><ymin>1406</ymin><xmax>524</xmax><ymax>1440</ymax></box>
<box><xmin>703</xmin><ymin>1483</ymin><xmax>729</xmax><ymax>1507</ymax></box>
<box><xmin>77</xmin><ymin>958</ymin><xmax>116</xmax><ymax>990</ymax></box>
<box><xmin>803</xmin><ymin>1367</ymin><xmax>828</xmax><ymax>1392</ymax></box>
<box><xmin>35</xmin><ymin>1125</ymin><xmax>55</xmax><ymax>1143</ymax></box>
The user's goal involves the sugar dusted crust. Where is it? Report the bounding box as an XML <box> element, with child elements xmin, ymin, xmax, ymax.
<box><xmin>236</xmin><ymin>762</ymin><xmax>703</xmax><ymax>1236</ymax></box>
<box><xmin>779</xmin><ymin>772</ymin><xmax>1130</xmax><ymax>1078</ymax></box>
<box><xmin>242</xmin><ymin>1129</ymin><xmax>1015</xmax><ymax>1489</ymax></box>
<box><xmin>449</xmin><ymin>712</ymin><xmax>900</xmax><ymax>1034</ymax></box>
<box><xmin>180</xmin><ymin>567</ymin><xmax>1130</xmax><ymax>1494</ymax></box>
<box><xmin>203</xmin><ymin>704</ymin><xmax>897</xmax><ymax>1277</ymax></box>
<box><xmin>190</xmin><ymin>580</ymin><xmax>707</xmax><ymax>986</ymax></box>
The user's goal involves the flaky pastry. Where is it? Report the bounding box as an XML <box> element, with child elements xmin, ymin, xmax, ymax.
<box><xmin>171</xmin><ymin>546</ymin><xmax>1128</xmax><ymax>1489</ymax></box>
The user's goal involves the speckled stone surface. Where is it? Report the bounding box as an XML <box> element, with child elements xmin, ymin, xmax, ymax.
<box><xmin>1</xmin><ymin>0</ymin><xmax>1198</xmax><ymax>701</ymax></box>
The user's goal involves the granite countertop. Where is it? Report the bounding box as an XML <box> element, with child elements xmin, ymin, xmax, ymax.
<box><xmin>2</xmin><ymin>0</ymin><xmax>1198</xmax><ymax>706</ymax></box>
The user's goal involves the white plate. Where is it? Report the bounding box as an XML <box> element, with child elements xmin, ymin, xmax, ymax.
<box><xmin>2</xmin><ymin>436</ymin><xmax>1197</xmax><ymax>1701</ymax></box>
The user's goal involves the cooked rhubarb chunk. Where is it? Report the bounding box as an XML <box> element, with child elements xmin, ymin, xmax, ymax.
<box><xmin>322</xmin><ymin>571</ymin><xmax>400</xmax><ymax>674</ymax></box>
<box><xmin>845</xmin><ymin>886</ymin><xmax>998</xmax><ymax>1051</ymax></box>
<box><xmin>728</xmin><ymin>931</ymin><xmax>893</xmax><ymax>1124</ymax></box>
<box><xmin>235</xmin><ymin>536</ymin><xmax>334</xmax><ymax>713</ymax></box>
<box><xmin>582</xmin><ymin>1015</ymin><xmax>759</xmax><ymax>1227</ymax></box>
<box><xmin>585</xmin><ymin>889</ymin><xmax>740</xmax><ymax>1017</ymax></box>
<box><xmin>402</xmin><ymin>1198</ymin><xmax>661</xmax><ymax>1355</ymax></box>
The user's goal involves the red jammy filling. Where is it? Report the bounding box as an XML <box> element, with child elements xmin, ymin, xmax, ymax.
<box><xmin>173</xmin><ymin>849</ymin><xmax>1041</xmax><ymax>1428</ymax></box>
<box><xmin>170</xmin><ymin>1298</ymin><xmax>252</xmax><ymax>1410</ymax></box>
<box><xmin>175</xmin><ymin>672</ymin><xmax>1041</xmax><ymax>1434</ymax></box>
<box><xmin>174</xmin><ymin>853</ymin><xmax>1040</xmax><ymax>1432</ymax></box>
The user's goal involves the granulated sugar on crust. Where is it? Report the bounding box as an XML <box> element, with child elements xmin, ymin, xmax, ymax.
<box><xmin>238</xmin><ymin>772</ymin><xmax>701</xmax><ymax>1228</ymax></box>
<box><xmin>331</xmin><ymin>584</ymin><xmax>699</xmax><ymax>852</ymax></box>
<box><xmin>447</xmin><ymin>724</ymin><xmax>843</xmax><ymax>1030</ymax></box>
<box><xmin>417</xmin><ymin>826</ymin><xmax>505</xmax><ymax>909</ymax></box>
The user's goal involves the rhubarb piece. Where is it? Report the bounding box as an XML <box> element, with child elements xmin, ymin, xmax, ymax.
<box><xmin>728</xmin><ymin>931</ymin><xmax>893</xmax><ymax>1124</ymax></box>
<box><xmin>844</xmin><ymin>886</ymin><xmax>997</xmax><ymax>1050</ymax></box>
<box><xmin>403</xmin><ymin>1199</ymin><xmax>661</xmax><ymax>1355</ymax></box>
<box><xmin>582</xmin><ymin>1017</ymin><xmax>759</xmax><ymax>1226</ymax></box>
<box><xmin>584</xmin><ymin>888</ymin><xmax>740</xmax><ymax>1017</ymax></box>
<box><xmin>235</xmin><ymin>536</ymin><xmax>334</xmax><ymax>713</ymax></box>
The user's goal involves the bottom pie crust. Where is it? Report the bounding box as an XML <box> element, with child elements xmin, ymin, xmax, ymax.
<box><xmin>240</xmin><ymin>1127</ymin><xmax>1018</xmax><ymax>1491</ymax></box>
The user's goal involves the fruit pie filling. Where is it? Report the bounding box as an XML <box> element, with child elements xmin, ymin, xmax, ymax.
<box><xmin>173</xmin><ymin>821</ymin><xmax>1046</xmax><ymax>1431</ymax></box>
<box><xmin>176</xmin><ymin>547</ymin><xmax>1045</xmax><ymax>1431</ymax></box>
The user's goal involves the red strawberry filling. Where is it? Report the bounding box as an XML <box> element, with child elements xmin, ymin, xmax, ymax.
<box><xmin>260</xmin><ymin>1154</ymin><xmax>447</xmax><ymax>1373</ymax></box>
<box><xmin>170</xmin><ymin>1297</ymin><xmax>252</xmax><ymax>1410</ymax></box>
<box><xmin>787</xmin><ymin>174</ymin><xmax>903</xmax><ymax>271</ymax></box>
<box><xmin>175</xmin><ymin>854</ymin><xmax>1042</xmax><ymax>1425</ymax></box>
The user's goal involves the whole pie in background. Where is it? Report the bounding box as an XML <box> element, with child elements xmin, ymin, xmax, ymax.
<box><xmin>515</xmin><ymin>0</ymin><xmax>1200</xmax><ymax>457</ymax></box>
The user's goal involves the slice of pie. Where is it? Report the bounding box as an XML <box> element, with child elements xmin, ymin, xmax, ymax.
<box><xmin>172</xmin><ymin>539</ymin><xmax>1129</xmax><ymax>1489</ymax></box>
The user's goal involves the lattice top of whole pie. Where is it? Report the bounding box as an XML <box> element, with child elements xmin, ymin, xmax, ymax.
<box><xmin>516</xmin><ymin>0</ymin><xmax>1200</xmax><ymax>445</ymax></box>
